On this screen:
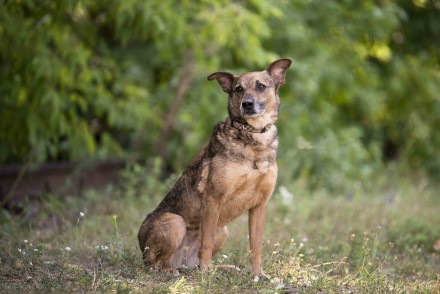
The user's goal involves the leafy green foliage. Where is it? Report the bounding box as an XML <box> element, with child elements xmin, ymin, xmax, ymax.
<box><xmin>1</xmin><ymin>0</ymin><xmax>439</xmax><ymax>190</ymax></box>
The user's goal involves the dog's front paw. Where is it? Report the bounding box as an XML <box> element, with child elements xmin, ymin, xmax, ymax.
<box><xmin>252</xmin><ymin>270</ymin><xmax>270</xmax><ymax>282</ymax></box>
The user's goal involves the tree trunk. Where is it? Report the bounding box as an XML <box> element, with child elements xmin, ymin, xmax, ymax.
<box><xmin>153</xmin><ymin>54</ymin><xmax>195</xmax><ymax>163</ymax></box>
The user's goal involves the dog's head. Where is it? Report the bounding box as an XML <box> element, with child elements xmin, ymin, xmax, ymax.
<box><xmin>208</xmin><ymin>59</ymin><xmax>292</xmax><ymax>130</ymax></box>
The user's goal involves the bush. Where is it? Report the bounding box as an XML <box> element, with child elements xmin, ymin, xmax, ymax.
<box><xmin>1</xmin><ymin>0</ymin><xmax>439</xmax><ymax>191</ymax></box>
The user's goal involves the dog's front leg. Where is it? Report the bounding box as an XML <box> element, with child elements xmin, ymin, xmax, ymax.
<box><xmin>199</xmin><ymin>197</ymin><xmax>221</xmax><ymax>270</ymax></box>
<box><xmin>248</xmin><ymin>202</ymin><xmax>268</xmax><ymax>277</ymax></box>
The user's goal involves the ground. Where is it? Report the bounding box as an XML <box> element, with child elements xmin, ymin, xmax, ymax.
<box><xmin>1</xmin><ymin>167</ymin><xmax>439</xmax><ymax>293</ymax></box>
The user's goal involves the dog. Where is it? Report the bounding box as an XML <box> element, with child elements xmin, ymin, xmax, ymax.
<box><xmin>138</xmin><ymin>59</ymin><xmax>292</xmax><ymax>278</ymax></box>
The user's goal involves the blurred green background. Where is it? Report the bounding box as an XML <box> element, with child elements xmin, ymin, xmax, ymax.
<box><xmin>1</xmin><ymin>0</ymin><xmax>439</xmax><ymax>192</ymax></box>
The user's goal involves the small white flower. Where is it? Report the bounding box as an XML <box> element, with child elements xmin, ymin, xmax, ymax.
<box><xmin>271</xmin><ymin>277</ymin><xmax>281</xmax><ymax>284</ymax></box>
<box><xmin>29</xmin><ymin>262</ymin><xmax>33</xmax><ymax>266</ymax></box>
<box><xmin>34</xmin><ymin>248</ymin><xmax>39</xmax><ymax>252</ymax></box>
<box><xmin>79</xmin><ymin>212</ymin><xmax>85</xmax><ymax>217</ymax></box>
<box><xmin>222</xmin><ymin>254</ymin><xmax>228</xmax><ymax>259</ymax></box>
<box><xmin>279</xmin><ymin>186</ymin><xmax>294</xmax><ymax>204</ymax></box>
<box><xmin>97</xmin><ymin>245</ymin><xmax>109</xmax><ymax>251</ymax></box>
<box><xmin>24</xmin><ymin>240</ymin><xmax>29</xmax><ymax>243</ymax></box>
<box><xmin>299</xmin><ymin>242</ymin><xmax>304</xmax><ymax>248</ymax></box>
<box><xmin>65</xmin><ymin>247</ymin><xmax>71</xmax><ymax>252</ymax></box>
<box><xmin>253</xmin><ymin>276</ymin><xmax>260</xmax><ymax>283</ymax></box>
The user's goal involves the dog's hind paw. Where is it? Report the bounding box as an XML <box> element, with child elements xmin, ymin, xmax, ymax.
<box><xmin>216</xmin><ymin>264</ymin><xmax>241</xmax><ymax>273</ymax></box>
<box><xmin>164</xmin><ymin>268</ymin><xmax>180</xmax><ymax>276</ymax></box>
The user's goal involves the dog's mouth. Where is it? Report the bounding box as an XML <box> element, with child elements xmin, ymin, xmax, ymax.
<box><xmin>241</xmin><ymin>110</ymin><xmax>265</xmax><ymax>118</ymax></box>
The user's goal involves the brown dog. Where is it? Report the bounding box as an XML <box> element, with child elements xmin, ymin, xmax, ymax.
<box><xmin>138</xmin><ymin>59</ymin><xmax>292</xmax><ymax>277</ymax></box>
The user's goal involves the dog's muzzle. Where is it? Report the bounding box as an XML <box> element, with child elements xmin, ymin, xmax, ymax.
<box><xmin>241</xmin><ymin>95</ymin><xmax>264</xmax><ymax>116</ymax></box>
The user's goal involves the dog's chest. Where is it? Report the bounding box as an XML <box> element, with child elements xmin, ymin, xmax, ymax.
<box><xmin>208</xmin><ymin>144</ymin><xmax>276</xmax><ymax>222</ymax></box>
<box><xmin>216</xmin><ymin>160</ymin><xmax>276</xmax><ymax>225</ymax></box>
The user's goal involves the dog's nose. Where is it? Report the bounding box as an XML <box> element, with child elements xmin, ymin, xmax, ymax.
<box><xmin>241</xmin><ymin>99</ymin><xmax>254</xmax><ymax>110</ymax></box>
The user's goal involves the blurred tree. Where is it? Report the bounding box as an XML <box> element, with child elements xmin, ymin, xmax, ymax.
<box><xmin>0</xmin><ymin>0</ymin><xmax>151</xmax><ymax>163</ymax></box>
<box><xmin>381</xmin><ymin>0</ymin><xmax>440</xmax><ymax>177</ymax></box>
<box><xmin>1</xmin><ymin>0</ymin><xmax>439</xmax><ymax>190</ymax></box>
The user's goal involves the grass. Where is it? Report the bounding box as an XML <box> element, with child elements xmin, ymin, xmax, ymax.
<box><xmin>1</xmin><ymin>166</ymin><xmax>439</xmax><ymax>293</ymax></box>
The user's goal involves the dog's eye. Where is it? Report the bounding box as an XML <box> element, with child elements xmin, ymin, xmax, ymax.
<box><xmin>235</xmin><ymin>85</ymin><xmax>244</xmax><ymax>93</ymax></box>
<box><xmin>256</xmin><ymin>83</ymin><xmax>266</xmax><ymax>91</ymax></box>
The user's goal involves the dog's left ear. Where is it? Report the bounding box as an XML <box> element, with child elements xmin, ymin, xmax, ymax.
<box><xmin>265</xmin><ymin>59</ymin><xmax>292</xmax><ymax>87</ymax></box>
<box><xmin>207</xmin><ymin>72</ymin><xmax>235</xmax><ymax>93</ymax></box>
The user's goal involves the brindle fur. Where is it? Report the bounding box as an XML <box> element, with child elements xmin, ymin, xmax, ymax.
<box><xmin>138</xmin><ymin>59</ymin><xmax>292</xmax><ymax>277</ymax></box>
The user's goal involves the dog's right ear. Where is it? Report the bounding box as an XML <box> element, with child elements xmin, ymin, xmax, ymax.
<box><xmin>207</xmin><ymin>72</ymin><xmax>235</xmax><ymax>94</ymax></box>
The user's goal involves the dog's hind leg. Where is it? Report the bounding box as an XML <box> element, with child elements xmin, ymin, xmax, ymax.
<box><xmin>138</xmin><ymin>212</ymin><xmax>186</xmax><ymax>272</ymax></box>
<box><xmin>213</xmin><ymin>226</ymin><xmax>228</xmax><ymax>255</ymax></box>
<box><xmin>176</xmin><ymin>226</ymin><xmax>228</xmax><ymax>270</ymax></box>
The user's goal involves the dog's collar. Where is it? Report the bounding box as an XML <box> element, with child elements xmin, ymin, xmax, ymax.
<box><xmin>231</xmin><ymin>120</ymin><xmax>272</xmax><ymax>133</ymax></box>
